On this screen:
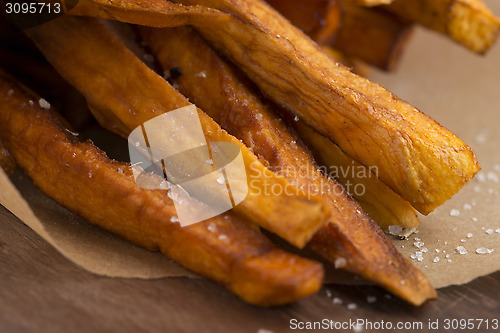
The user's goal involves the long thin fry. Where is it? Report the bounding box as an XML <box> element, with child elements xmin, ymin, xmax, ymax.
<box><xmin>0</xmin><ymin>70</ymin><xmax>324</xmax><ymax>307</ymax></box>
<box><xmin>27</xmin><ymin>16</ymin><xmax>330</xmax><ymax>248</ymax></box>
<box><xmin>266</xmin><ymin>0</ymin><xmax>413</xmax><ymax>70</ymax></box>
<box><xmin>141</xmin><ymin>26</ymin><xmax>436</xmax><ymax>305</ymax></box>
<box><xmin>332</xmin><ymin>4</ymin><xmax>414</xmax><ymax>70</ymax></box>
<box><xmin>386</xmin><ymin>0</ymin><xmax>500</xmax><ymax>53</ymax></box>
<box><xmin>264</xmin><ymin>0</ymin><xmax>341</xmax><ymax>45</ymax></box>
<box><xmin>65</xmin><ymin>0</ymin><xmax>480</xmax><ymax>214</ymax></box>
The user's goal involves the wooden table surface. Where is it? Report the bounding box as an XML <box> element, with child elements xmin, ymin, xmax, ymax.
<box><xmin>1</xmin><ymin>205</ymin><xmax>499</xmax><ymax>333</ymax></box>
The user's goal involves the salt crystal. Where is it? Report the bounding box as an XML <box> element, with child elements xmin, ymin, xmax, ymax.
<box><xmin>463</xmin><ymin>204</ymin><xmax>472</xmax><ymax>210</ymax></box>
<box><xmin>444</xmin><ymin>241</ymin><xmax>448</xmax><ymax>245</ymax></box>
<box><xmin>476</xmin><ymin>247</ymin><xmax>494</xmax><ymax>254</ymax></box>
<box><xmin>207</xmin><ymin>223</ymin><xmax>217</xmax><ymax>232</ymax></box>
<box><xmin>472</xmin><ymin>217</ymin><xmax>478</xmax><ymax>222</ymax></box>
<box><xmin>294</xmin><ymin>115</ymin><xmax>299</xmax><ymax>122</ymax></box>
<box><xmin>159</xmin><ymin>180</ymin><xmax>169</xmax><ymax>190</ymax></box>
<box><xmin>414</xmin><ymin>237</ymin><xmax>421</xmax><ymax>241</ymax></box>
<box><xmin>332</xmin><ymin>297</ymin><xmax>342</xmax><ymax>305</ymax></box>
<box><xmin>487</xmin><ymin>172</ymin><xmax>499</xmax><ymax>183</ymax></box>
<box><xmin>417</xmin><ymin>257</ymin><xmax>424</xmax><ymax>262</ymax></box>
<box><xmin>367</xmin><ymin>296</ymin><xmax>377</xmax><ymax>304</ymax></box>
<box><xmin>255</xmin><ymin>113</ymin><xmax>263</xmax><ymax>120</ymax></box>
<box><xmin>217</xmin><ymin>176</ymin><xmax>225</xmax><ymax>184</ymax></box>
<box><xmin>486</xmin><ymin>229</ymin><xmax>494</xmax><ymax>235</ymax></box>
<box><xmin>117</xmin><ymin>168</ymin><xmax>123</xmax><ymax>174</ymax></box>
<box><xmin>347</xmin><ymin>303</ymin><xmax>357</xmax><ymax>310</ymax></box>
<box><xmin>334</xmin><ymin>257</ymin><xmax>347</xmax><ymax>268</ymax></box>
<box><xmin>400</xmin><ymin>280</ymin><xmax>406</xmax><ymax>285</ymax></box>
<box><xmin>206</xmin><ymin>159</ymin><xmax>213</xmax><ymax>164</ymax></box>
<box><xmin>477</xmin><ymin>172</ymin><xmax>486</xmax><ymax>182</ymax></box>
<box><xmin>414</xmin><ymin>241</ymin><xmax>424</xmax><ymax>248</ymax></box>
<box><xmin>467</xmin><ymin>233</ymin><xmax>473</xmax><ymax>238</ymax></box>
<box><xmin>446</xmin><ymin>254</ymin><xmax>450</xmax><ymax>258</ymax></box>
<box><xmin>196</xmin><ymin>71</ymin><xmax>207</xmax><ymax>78</ymax></box>
<box><xmin>456</xmin><ymin>246</ymin><xmax>468</xmax><ymax>255</ymax></box>
<box><xmin>218</xmin><ymin>234</ymin><xmax>228</xmax><ymax>241</ymax></box>
<box><xmin>461</xmin><ymin>239</ymin><xmax>466</xmax><ymax>243</ymax></box>
<box><xmin>433</xmin><ymin>257</ymin><xmax>440</xmax><ymax>263</ymax></box>
<box><xmin>496</xmin><ymin>228</ymin><xmax>500</xmax><ymax>233</ymax></box>
<box><xmin>452</xmin><ymin>227</ymin><xmax>457</xmax><ymax>232</ymax></box>
<box><xmin>388</xmin><ymin>225</ymin><xmax>403</xmax><ymax>236</ymax></box>
<box><xmin>435</xmin><ymin>249</ymin><xmax>440</xmax><ymax>253</ymax></box>
<box><xmin>450</xmin><ymin>209</ymin><xmax>460</xmax><ymax>217</ymax></box>
<box><xmin>257</xmin><ymin>329</ymin><xmax>273</xmax><ymax>333</ymax></box>
<box><xmin>475</xmin><ymin>131</ymin><xmax>487</xmax><ymax>144</ymax></box>
<box><xmin>28</xmin><ymin>100</ymin><xmax>34</xmax><ymax>106</ymax></box>
<box><xmin>448</xmin><ymin>259</ymin><xmax>452</xmax><ymax>263</ymax></box>
<box><xmin>421</xmin><ymin>248</ymin><xmax>428</xmax><ymax>253</ymax></box>
<box><xmin>38</xmin><ymin>98</ymin><xmax>51</xmax><ymax>109</ymax></box>
<box><xmin>170</xmin><ymin>216</ymin><xmax>180</xmax><ymax>223</ymax></box>
<box><xmin>325</xmin><ymin>289</ymin><xmax>332</xmax><ymax>298</ymax></box>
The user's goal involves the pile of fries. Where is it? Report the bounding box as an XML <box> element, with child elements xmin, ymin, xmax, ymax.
<box><xmin>1</xmin><ymin>0</ymin><xmax>498</xmax><ymax>307</ymax></box>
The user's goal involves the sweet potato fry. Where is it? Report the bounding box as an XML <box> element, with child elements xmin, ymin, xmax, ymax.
<box><xmin>331</xmin><ymin>4</ymin><xmax>414</xmax><ymax>70</ymax></box>
<box><xmin>264</xmin><ymin>0</ymin><xmax>342</xmax><ymax>45</ymax></box>
<box><xmin>0</xmin><ymin>70</ymin><xmax>324</xmax><ymax>307</ymax></box>
<box><xmin>27</xmin><ymin>16</ymin><xmax>330</xmax><ymax>248</ymax></box>
<box><xmin>386</xmin><ymin>0</ymin><xmax>500</xmax><ymax>53</ymax></box>
<box><xmin>267</xmin><ymin>0</ymin><xmax>413</xmax><ymax>70</ymax></box>
<box><xmin>293</xmin><ymin>121</ymin><xmax>419</xmax><ymax>230</ymax></box>
<box><xmin>0</xmin><ymin>139</ymin><xmax>15</xmax><ymax>175</ymax></box>
<box><xmin>65</xmin><ymin>0</ymin><xmax>480</xmax><ymax>215</ymax></box>
<box><xmin>141</xmin><ymin>26</ymin><xmax>436</xmax><ymax>305</ymax></box>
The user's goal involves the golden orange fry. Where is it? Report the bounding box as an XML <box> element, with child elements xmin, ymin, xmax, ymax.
<box><xmin>386</xmin><ymin>0</ymin><xmax>500</xmax><ymax>54</ymax></box>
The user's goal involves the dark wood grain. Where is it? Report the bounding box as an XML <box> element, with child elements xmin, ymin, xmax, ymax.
<box><xmin>0</xmin><ymin>205</ymin><xmax>499</xmax><ymax>333</ymax></box>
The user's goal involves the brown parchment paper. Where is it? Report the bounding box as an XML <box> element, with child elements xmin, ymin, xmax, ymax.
<box><xmin>0</xmin><ymin>168</ymin><xmax>197</xmax><ymax>279</ymax></box>
<box><xmin>1</xmin><ymin>0</ymin><xmax>500</xmax><ymax>288</ymax></box>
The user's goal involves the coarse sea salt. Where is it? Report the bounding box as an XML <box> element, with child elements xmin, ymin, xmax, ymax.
<box><xmin>217</xmin><ymin>176</ymin><xmax>225</xmax><ymax>184</ymax></box>
<box><xmin>332</xmin><ymin>297</ymin><xmax>342</xmax><ymax>305</ymax></box>
<box><xmin>476</xmin><ymin>248</ymin><xmax>494</xmax><ymax>254</ymax></box>
<box><xmin>170</xmin><ymin>216</ymin><xmax>180</xmax><ymax>223</ymax></box>
<box><xmin>450</xmin><ymin>209</ymin><xmax>460</xmax><ymax>217</ymax></box>
<box><xmin>456</xmin><ymin>246</ymin><xmax>467</xmax><ymax>255</ymax></box>
<box><xmin>433</xmin><ymin>257</ymin><xmax>440</xmax><ymax>263</ymax></box>
<box><xmin>467</xmin><ymin>233</ymin><xmax>473</xmax><ymax>238</ymax></box>
<box><xmin>388</xmin><ymin>225</ymin><xmax>403</xmax><ymax>235</ymax></box>
<box><xmin>347</xmin><ymin>303</ymin><xmax>357</xmax><ymax>310</ymax></box>
<box><xmin>38</xmin><ymin>98</ymin><xmax>51</xmax><ymax>109</ymax></box>
<box><xmin>463</xmin><ymin>204</ymin><xmax>472</xmax><ymax>210</ymax></box>
<box><xmin>334</xmin><ymin>257</ymin><xmax>347</xmax><ymax>269</ymax></box>
<box><xmin>487</xmin><ymin>172</ymin><xmax>499</xmax><ymax>183</ymax></box>
<box><xmin>486</xmin><ymin>229</ymin><xmax>494</xmax><ymax>235</ymax></box>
